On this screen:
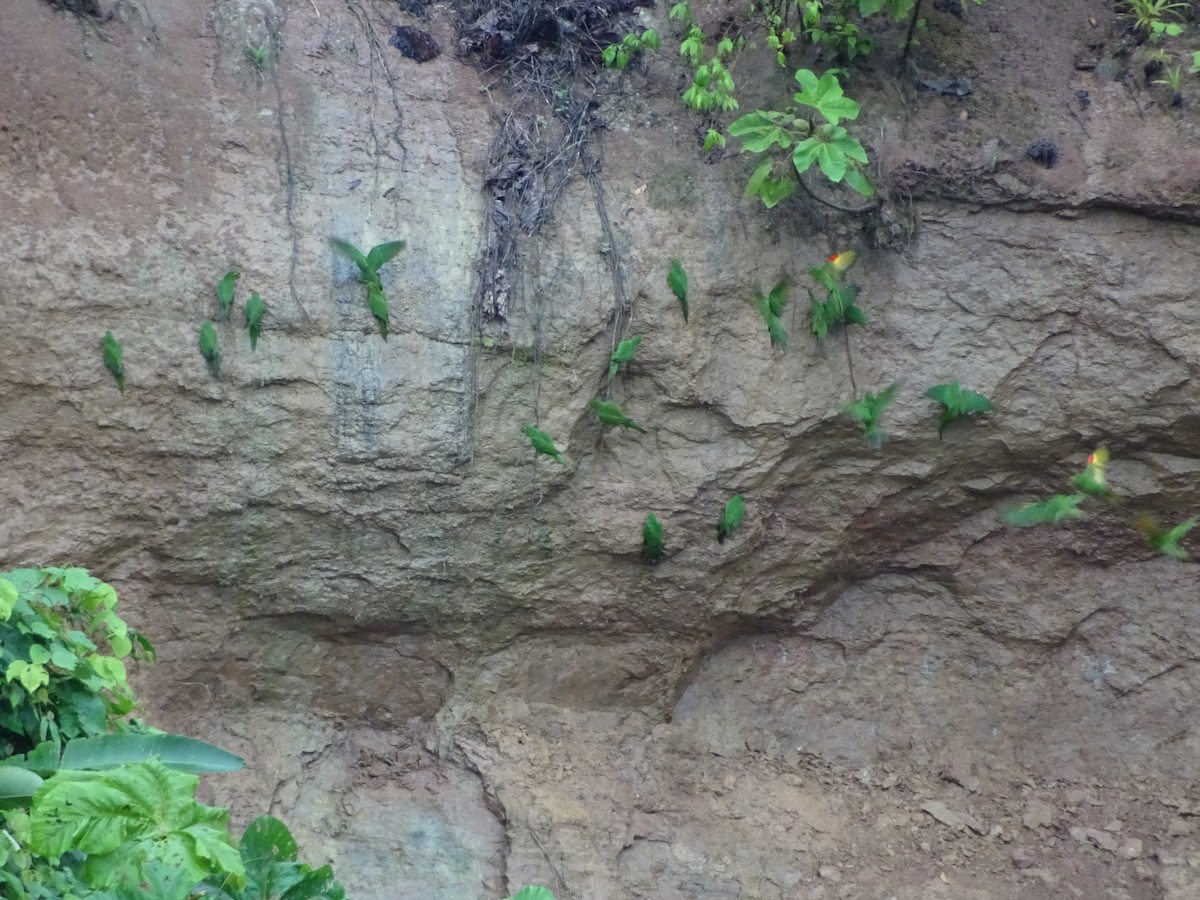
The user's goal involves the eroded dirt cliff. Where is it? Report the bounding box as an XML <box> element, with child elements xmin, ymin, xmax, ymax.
<box><xmin>2</xmin><ymin>0</ymin><xmax>1199</xmax><ymax>897</ymax></box>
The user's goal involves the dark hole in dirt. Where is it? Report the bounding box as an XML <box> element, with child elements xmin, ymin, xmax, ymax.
<box><xmin>1025</xmin><ymin>139</ymin><xmax>1058</xmax><ymax>169</ymax></box>
<box><xmin>1170</xmin><ymin>92</ymin><xmax>1184</xmax><ymax>108</ymax></box>
<box><xmin>42</xmin><ymin>0</ymin><xmax>102</xmax><ymax>15</ymax></box>
<box><xmin>394</xmin><ymin>0</ymin><xmax>428</xmax><ymax>15</ymax></box>
<box><xmin>390</xmin><ymin>27</ymin><xmax>441</xmax><ymax>62</ymax></box>
<box><xmin>1144</xmin><ymin>59</ymin><xmax>1164</xmax><ymax>83</ymax></box>
<box><xmin>454</xmin><ymin>0</ymin><xmax>653</xmax><ymax>65</ymax></box>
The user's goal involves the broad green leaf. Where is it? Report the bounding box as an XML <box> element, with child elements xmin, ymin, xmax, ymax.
<box><xmin>89</xmin><ymin>655</ymin><xmax>127</xmax><ymax>687</ymax></box>
<box><xmin>8</xmin><ymin>660</ymin><xmax>49</xmax><ymax>693</ymax></box>
<box><xmin>366</xmin><ymin>240</ymin><xmax>406</xmax><ymax>271</ymax></box>
<box><xmin>61</xmin><ymin>733</ymin><xmax>245</xmax><ymax>774</ymax></box>
<box><xmin>792</xmin><ymin>138</ymin><xmax>822</xmax><ymax>175</ymax></box>
<box><xmin>50</xmin><ymin>644</ymin><xmax>78</xmax><ymax>670</ymax></box>
<box><xmin>728</xmin><ymin>111</ymin><xmax>794</xmax><ymax>153</ymax></box>
<box><xmin>28</xmin><ymin>645</ymin><xmax>51</xmax><ymax>666</ymax></box>
<box><xmin>793</xmin><ymin>69</ymin><xmax>861</xmax><ymax>125</ymax></box>
<box><xmin>842</xmin><ymin>167</ymin><xmax>876</xmax><ymax>197</ymax></box>
<box><xmin>0</xmin><ymin>579</ymin><xmax>16</xmax><ymax>620</ymax></box>
<box><xmin>815</xmin><ymin>143</ymin><xmax>848</xmax><ymax>182</ymax></box>
<box><xmin>0</xmin><ymin>766</ymin><xmax>43</xmax><ymax>807</ymax></box>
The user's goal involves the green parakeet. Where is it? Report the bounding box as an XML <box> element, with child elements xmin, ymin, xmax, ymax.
<box><xmin>521</xmin><ymin>424</ymin><xmax>566</xmax><ymax>465</ymax></box>
<box><xmin>590</xmin><ymin>398</ymin><xmax>647</xmax><ymax>433</ymax></box>
<box><xmin>668</xmin><ymin>259</ymin><xmax>688</xmax><ymax>323</ymax></box>
<box><xmin>609</xmin><ymin>335</ymin><xmax>643</xmax><ymax>377</ymax></box>
<box><xmin>717</xmin><ymin>494</ymin><xmax>745</xmax><ymax>544</ymax></box>
<box><xmin>216</xmin><ymin>270</ymin><xmax>239</xmax><ymax>321</ymax></box>
<box><xmin>102</xmin><ymin>331</ymin><xmax>124</xmax><ymax>393</ymax></box>
<box><xmin>825</xmin><ymin>250</ymin><xmax>857</xmax><ymax>277</ymax></box>
<box><xmin>244</xmin><ymin>291</ymin><xmax>267</xmax><ymax>351</ymax></box>
<box><xmin>756</xmin><ymin>279</ymin><xmax>790</xmax><ymax>347</ymax></box>
<box><xmin>1134</xmin><ymin>514</ymin><xmax>1196</xmax><ymax>560</ymax></box>
<box><xmin>1003</xmin><ymin>494</ymin><xmax>1086</xmax><ymax>526</ymax></box>
<box><xmin>368</xmin><ymin>285</ymin><xmax>390</xmax><ymax>340</ymax></box>
<box><xmin>331</xmin><ymin>237</ymin><xmax>405</xmax><ymax>289</ymax></box>
<box><xmin>924</xmin><ymin>381</ymin><xmax>993</xmax><ymax>438</ymax></box>
<box><xmin>845</xmin><ymin>381</ymin><xmax>898</xmax><ymax>449</ymax></box>
<box><xmin>198</xmin><ymin>319</ymin><xmax>220</xmax><ymax>379</ymax></box>
<box><xmin>642</xmin><ymin>513</ymin><xmax>664</xmax><ymax>562</ymax></box>
<box><xmin>1069</xmin><ymin>447</ymin><xmax>1116</xmax><ymax>501</ymax></box>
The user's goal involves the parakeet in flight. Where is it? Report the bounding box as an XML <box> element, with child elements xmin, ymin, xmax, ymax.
<box><xmin>1069</xmin><ymin>447</ymin><xmax>1116</xmax><ymax>501</ymax></box>
<box><xmin>199</xmin><ymin>319</ymin><xmax>220</xmax><ymax>379</ymax></box>
<box><xmin>1134</xmin><ymin>514</ymin><xmax>1196</xmax><ymax>560</ymax></box>
<box><xmin>641</xmin><ymin>513</ymin><xmax>664</xmax><ymax>562</ymax></box>
<box><xmin>825</xmin><ymin>250</ymin><xmax>857</xmax><ymax>277</ymax></box>
<box><xmin>668</xmin><ymin>259</ymin><xmax>689</xmax><ymax>323</ymax></box>
<box><xmin>368</xmin><ymin>285</ymin><xmax>390</xmax><ymax>340</ymax></box>
<box><xmin>244</xmin><ymin>291</ymin><xmax>267</xmax><ymax>351</ymax></box>
<box><xmin>756</xmin><ymin>279</ymin><xmax>790</xmax><ymax>348</ymax></box>
<box><xmin>717</xmin><ymin>494</ymin><xmax>745</xmax><ymax>544</ymax></box>
<box><xmin>924</xmin><ymin>381</ymin><xmax>993</xmax><ymax>438</ymax></box>
<box><xmin>102</xmin><ymin>331</ymin><xmax>124</xmax><ymax>393</ymax></box>
<box><xmin>331</xmin><ymin>237</ymin><xmax>406</xmax><ymax>289</ymax></box>
<box><xmin>590</xmin><ymin>398</ymin><xmax>647</xmax><ymax>433</ymax></box>
<box><xmin>521</xmin><ymin>424</ymin><xmax>566</xmax><ymax>465</ymax></box>
<box><xmin>1003</xmin><ymin>494</ymin><xmax>1086</xmax><ymax>526</ymax></box>
<box><xmin>845</xmin><ymin>381</ymin><xmax>898</xmax><ymax>449</ymax></box>
<box><xmin>610</xmin><ymin>335</ymin><xmax>643</xmax><ymax>377</ymax></box>
<box><xmin>216</xmin><ymin>270</ymin><xmax>240</xmax><ymax>321</ymax></box>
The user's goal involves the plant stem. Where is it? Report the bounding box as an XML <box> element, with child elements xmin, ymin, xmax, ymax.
<box><xmin>899</xmin><ymin>0</ymin><xmax>924</xmax><ymax>73</ymax></box>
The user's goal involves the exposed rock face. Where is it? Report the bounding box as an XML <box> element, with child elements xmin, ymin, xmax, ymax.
<box><xmin>2</xmin><ymin>0</ymin><xmax>1199</xmax><ymax>897</ymax></box>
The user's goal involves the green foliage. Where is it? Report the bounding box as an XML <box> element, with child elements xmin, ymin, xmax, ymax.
<box><xmin>244</xmin><ymin>291</ymin><xmax>267</xmax><ymax>352</ymax></box>
<box><xmin>924</xmin><ymin>381</ymin><xmax>992</xmax><ymax>438</ymax></box>
<box><xmin>590</xmin><ymin>398</ymin><xmax>647</xmax><ymax>433</ymax></box>
<box><xmin>717</xmin><ymin>494</ymin><xmax>746</xmax><ymax>544</ymax></box>
<box><xmin>0</xmin><ymin>567</ymin><xmax>150</xmax><ymax>758</ymax></box>
<box><xmin>2</xmin><ymin>733</ymin><xmax>244</xmax><ymax>779</ymax></box>
<box><xmin>1003</xmin><ymin>494</ymin><xmax>1086</xmax><ymax>526</ymax></box>
<box><xmin>101</xmin><ymin>331</ymin><xmax>125</xmax><ymax>393</ymax></box>
<box><xmin>845</xmin><ymin>381</ymin><xmax>898</xmax><ymax>448</ymax></box>
<box><xmin>1119</xmin><ymin>0</ymin><xmax>1187</xmax><ymax>40</ymax></box>
<box><xmin>671</xmin><ymin>4</ymin><xmax>740</xmax><ymax>112</ymax></box>
<box><xmin>522</xmin><ymin>424</ymin><xmax>567</xmax><ymax>465</ymax></box>
<box><xmin>755</xmin><ymin>279</ymin><xmax>791</xmax><ymax>347</ymax></box>
<box><xmin>641</xmin><ymin>513</ymin><xmax>665</xmax><ymax>562</ymax></box>
<box><xmin>1190</xmin><ymin>50</ymin><xmax>1200</xmax><ymax>74</ymax></box>
<box><xmin>199</xmin><ymin>319</ymin><xmax>220</xmax><ymax>379</ymax></box>
<box><xmin>245</xmin><ymin>43</ymin><xmax>272</xmax><ymax>72</ymax></box>
<box><xmin>602</xmin><ymin>29</ymin><xmax>660</xmax><ymax>70</ymax></box>
<box><xmin>216</xmin><ymin>270</ymin><xmax>240</xmax><ymax>321</ymax></box>
<box><xmin>198</xmin><ymin>815</ymin><xmax>346</xmax><ymax>899</ymax></box>
<box><xmin>668</xmin><ymin>259</ymin><xmax>689</xmax><ymax>322</ymax></box>
<box><xmin>331</xmin><ymin>236</ymin><xmax>406</xmax><ymax>339</ymax></box>
<box><xmin>1154</xmin><ymin>63</ymin><xmax>1184</xmax><ymax>92</ymax></box>
<box><xmin>610</xmin><ymin>335</ymin><xmax>643</xmax><ymax>377</ymax></box>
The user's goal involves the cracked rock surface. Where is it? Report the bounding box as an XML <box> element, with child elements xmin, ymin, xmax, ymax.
<box><xmin>2</xmin><ymin>0</ymin><xmax>1199</xmax><ymax>897</ymax></box>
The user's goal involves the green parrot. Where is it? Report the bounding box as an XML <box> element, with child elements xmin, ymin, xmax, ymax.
<box><xmin>717</xmin><ymin>494</ymin><xmax>745</xmax><ymax>544</ymax></box>
<box><xmin>1003</xmin><ymin>494</ymin><xmax>1086</xmax><ymax>526</ymax></box>
<box><xmin>924</xmin><ymin>381</ymin><xmax>993</xmax><ymax>438</ymax></box>
<box><xmin>609</xmin><ymin>335</ymin><xmax>643</xmax><ymax>377</ymax></box>
<box><xmin>198</xmin><ymin>319</ymin><xmax>220</xmax><ymax>379</ymax></box>
<box><xmin>756</xmin><ymin>279</ymin><xmax>790</xmax><ymax>348</ymax></box>
<box><xmin>668</xmin><ymin>259</ymin><xmax>688</xmax><ymax>323</ymax></box>
<box><xmin>521</xmin><ymin>424</ymin><xmax>566</xmax><ymax>465</ymax></box>
<box><xmin>368</xmin><ymin>285</ymin><xmax>390</xmax><ymax>340</ymax></box>
<box><xmin>244</xmin><ymin>291</ymin><xmax>267</xmax><ymax>351</ymax></box>
<box><xmin>331</xmin><ymin>237</ymin><xmax>406</xmax><ymax>289</ymax></box>
<box><xmin>845</xmin><ymin>381</ymin><xmax>898</xmax><ymax>449</ymax></box>
<box><xmin>590</xmin><ymin>398</ymin><xmax>647</xmax><ymax>433</ymax></box>
<box><xmin>641</xmin><ymin>513</ymin><xmax>664</xmax><ymax>562</ymax></box>
<box><xmin>102</xmin><ymin>331</ymin><xmax>125</xmax><ymax>393</ymax></box>
<box><xmin>1134</xmin><ymin>514</ymin><xmax>1196</xmax><ymax>560</ymax></box>
<box><xmin>215</xmin><ymin>270</ymin><xmax>239</xmax><ymax>321</ymax></box>
<box><xmin>1069</xmin><ymin>447</ymin><xmax>1116</xmax><ymax>501</ymax></box>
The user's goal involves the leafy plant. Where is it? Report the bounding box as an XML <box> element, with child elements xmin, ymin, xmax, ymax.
<box><xmin>0</xmin><ymin>567</ymin><xmax>150</xmax><ymax>758</ymax></box>
<box><xmin>924</xmin><ymin>381</ymin><xmax>992</xmax><ymax>438</ymax></box>
<box><xmin>717</xmin><ymin>494</ymin><xmax>746</xmax><ymax>544</ymax></box>
<box><xmin>845</xmin><ymin>381</ymin><xmax>898</xmax><ymax>448</ymax></box>
<box><xmin>198</xmin><ymin>815</ymin><xmax>346</xmax><ymax>899</ymax></box>
<box><xmin>668</xmin><ymin>259</ymin><xmax>689</xmax><ymax>322</ymax></box>
<box><xmin>672</xmin><ymin>3</ymin><xmax>741</xmax><ymax>113</ymax></box>
<box><xmin>1190</xmin><ymin>50</ymin><xmax>1200</xmax><ymax>74</ymax></box>
<box><xmin>610</xmin><ymin>335</ymin><xmax>643</xmax><ymax>377</ymax></box>
<box><xmin>602</xmin><ymin>29</ymin><xmax>661</xmax><ymax>70</ymax></box>
<box><xmin>755</xmin><ymin>279</ymin><xmax>791</xmax><ymax>347</ymax></box>
<box><xmin>331</xmin><ymin>236</ymin><xmax>406</xmax><ymax>340</ymax></box>
<box><xmin>642</xmin><ymin>514</ymin><xmax>665</xmax><ymax>562</ymax></box>
<box><xmin>1119</xmin><ymin>0</ymin><xmax>1187</xmax><ymax>40</ymax></box>
<box><xmin>245</xmin><ymin>43</ymin><xmax>272</xmax><ymax>72</ymax></box>
<box><xmin>102</xmin><ymin>331</ymin><xmax>125</xmax><ymax>393</ymax></box>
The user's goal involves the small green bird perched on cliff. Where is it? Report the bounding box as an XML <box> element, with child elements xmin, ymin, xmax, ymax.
<box><xmin>755</xmin><ymin>279</ymin><xmax>790</xmax><ymax>348</ymax></box>
<box><xmin>590</xmin><ymin>398</ymin><xmax>647</xmax><ymax>433</ymax></box>
<box><xmin>102</xmin><ymin>331</ymin><xmax>125</xmax><ymax>393</ymax></box>
<box><xmin>367</xmin><ymin>285</ymin><xmax>390</xmax><ymax>340</ymax></box>
<box><xmin>521</xmin><ymin>424</ymin><xmax>566</xmax><ymax>465</ymax></box>
<box><xmin>717</xmin><ymin>494</ymin><xmax>745</xmax><ymax>544</ymax></box>
<box><xmin>642</xmin><ymin>513</ymin><xmax>664</xmax><ymax>562</ymax></box>
<box><xmin>924</xmin><ymin>381</ymin><xmax>993</xmax><ymax>439</ymax></box>
<box><xmin>216</xmin><ymin>270</ymin><xmax>239</xmax><ymax>321</ymax></box>
<box><xmin>244</xmin><ymin>291</ymin><xmax>267</xmax><ymax>351</ymax></box>
<box><xmin>1134</xmin><ymin>514</ymin><xmax>1196</xmax><ymax>560</ymax></box>
<box><xmin>198</xmin><ymin>319</ymin><xmax>220</xmax><ymax>379</ymax></box>
<box><xmin>609</xmin><ymin>335</ymin><xmax>643</xmax><ymax>377</ymax></box>
<box><xmin>1002</xmin><ymin>494</ymin><xmax>1086</xmax><ymax>526</ymax></box>
<box><xmin>845</xmin><ymin>382</ymin><xmax>898</xmax><ymax>449</ymax></box>
<box><xmin>1069</xmin><ymin>447</ymin><xmax>1116</xmax><ymax>501</ymax></box>
<box><xmin>668</xmin><ymin>259</ymin><xmax>689</xmax><ymax>323</ymax></box>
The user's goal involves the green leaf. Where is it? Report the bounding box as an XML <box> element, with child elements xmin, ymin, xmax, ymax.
<box><xmin>841</xmin><ymin>166</ymin><xmax>876</xmax><ymax>197</ymax></box>
<box><xmin>7</xmin><ymin>660</ymin><xmax>49</xmax><ymax>693</ymax></box>
<box><xmin>28</xmin><ymin>645</ymin><xmax>51</xmax><ymax>666</ymax></box>
<box><xmin>0</xmin><ymin>579</ymin><xmax>18</xmax><ymax>621</ymax></box>
<box><xmin>728</xmin><ymin>111</ymin><xmax>795</xmax><ymax>153</ymax></box>
<box><xmin>793</xmin><ymin>69</ymin><xmax>861</xmax><ymax>125</ymax></box>
<box><xmin>49</xmin><ymin>644</ymin><xmax>78</xmax><ymax>670</ymax></box>
<box><xmin>60</xmin><ymin>733</ymin><xmax>245</xmax><ymax>774</ymax></box>
<box><xmin>0</xmin><ymin>766</ymin><xmax>43</xmax><ymax>807</ymax></box>
<box><xmin>814</xmin><ymin>142</ymin><xmax>848</xmax><ymax>182</ymax></box>
<box><xmin>89</xmin><ymin>655</ymin><xmax>127</xmax><ymax>687</ymax></box>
